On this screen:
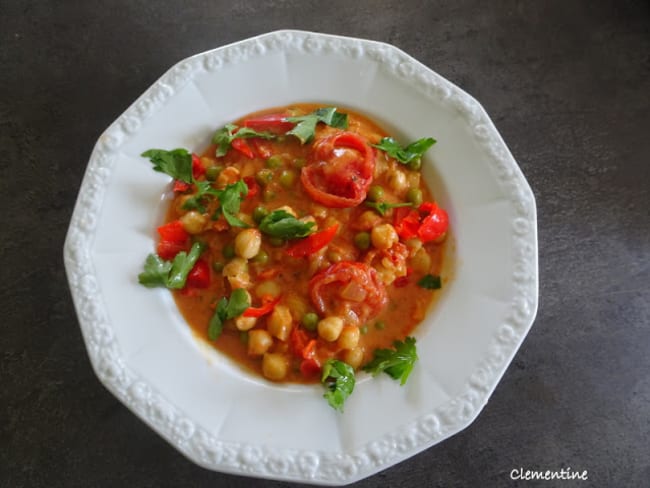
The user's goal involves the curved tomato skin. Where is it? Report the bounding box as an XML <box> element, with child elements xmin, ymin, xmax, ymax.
<box><xmin>309</xmin><ymin>261</ymin><xmax>387</xmax><ymax>323</ymax></box>
<box><xmin>417</xmin><ymin>202</ymin><xmax>449</xmax><ymax>242</ymax></box>
<box><xmin>301</xmin><ymin>132</ymin><xmax>375</xmax><ymax>208</ymax></box>
<box><xmin>285</xmin><ymin>224</ymin><xmax>339</xmax><ymax>257</ymax></box>
<box><xmin>243</xmin><ymin>113</ymin><xmax>295</xmax><ymax>133</ymax></box>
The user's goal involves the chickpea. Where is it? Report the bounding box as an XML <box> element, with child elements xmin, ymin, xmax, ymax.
<box><xmin>410</xmin><ymin>248</ymin><xmax>432</xmax><ymax>274</ymax></box>
<box><xmin>276</xmin><ymin>205</ymin><xmax>297</xmax><ymax>217</ymax></box>
<box><xmin>342</xmin><ymin>347</ymin><xmax>364</xmax><ymax>369</ymax></box>
<box><xmin>262</xmin><ymin>353</ymin><xmax>288</xmax><ymax>381</ymax></box>
<box><xmin>267</xmin><ymin>305</ymin><xmax>293</xmax><ymax>341</ymax></box>
<box><xmin>248</xmin><ymin>330</ymin><xmax>272</xmax><ymax>356</ymax></box>
<box><xmin>235</xmin><ymin>315</ymin><xmax>257</xmax><ymax>331</ymax></box>
<box><xmin>217</xmin><ymin>166</ymin><xmax>240</xmax><ymax>187</ymax></box>
<box><xmin>255</xmin><ymin>280</ymin><xmax>281</xmax><ymax>298</ymax></box>
<box><xmin>337</xmin><ymin>325</ymin><xmax>360</xmax><ymax>350</ymax></box>
<box><xmin>222</xmin><ymin>257</ymin><xmax>250</xmax><ymax>289</ymax></box>
<box><xmin>234</xmin><ymin>228</ymin><xmax>262</xmax><ymax>260</ymax></box>
<box><xmin>318</xmin><ymin>316</ymin><xmax>344</xmax><ymax>342</ymax></box>
<box><xmin>388</xmin><ymin>168</ymin><xmax>409</xmax><ymax>195</ymax></box>
<box><xmin>180</xmin><ymin>210</ymin><xmax>208</xmax><ymax>234</ymax></box>
<box><xmin>284</xmin><ymin>293</ymin><xmax>308</xmax><ymax>321</ymax></box>
<box><xmin>357</xmin><ymin>210</ymin><xmax>382</xmax><ymax>231</ymax></box>
<box><xmin>371</xmin><ymin>223</ymin><xmax>399</xmax><ymax>250</ymax></box>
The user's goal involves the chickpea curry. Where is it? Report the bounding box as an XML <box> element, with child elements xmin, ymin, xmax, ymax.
<box><xmin>138</xmin><ymin>104</ymin><xmax>450</xmax><ymax>411</ymax></box>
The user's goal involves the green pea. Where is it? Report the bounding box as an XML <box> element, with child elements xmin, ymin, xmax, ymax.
<box><xmin>266</xmin><ymin>155</ymin><xmax>284</xmax><ymax>168</ymax></box>
<box><xmin>354</xmin><ymin>232</ymin><xmax>371</xmax><ymax>251</ymax></box>
<box><xmin>279</xmin><ymin>169</ymin><xmax>297</xmax><ymax>188</ymax></box>
<box><xmin>375</xmin><ymin>321</ymin><xmax>385</xmax><ymax>330</ymax></box>
<box><xmin>407</xmin><ymin>158</ymin><xmax>422</xmax><ymax>171</ymax></box>
<box><xmin>406</xmin><ymin>188</ymin><xmax>423</xmax><ymax>206</ymax></box>
<box><xmin>301</xmin><ymin>312</ymin><xmax>319</xmax><ymax>331</ymax></box>
<box><xmin>263</xmin><ymin>189</ymin><xmax>276</xmax><ymax>202</ymax></box>
<box><xmin>367</xmin><ymin>185</ymin><xmax>384</xmax><ymax>202</ymax></box>
<box><xmin>212</xmin><ymin>261</ymin><xmax>224</xmax><ymax>272</ymax></box>
<box><xmin>360</xmin><ymin>325</ymin><xmax>369</xmax><ymax>335</ymax></box>
<box><xmin>269</xmin><ymin>236</ymin><xmax>285</xmax><ymax>247</ymax></box>
<box><xmin>205</xmin><ymin>166</ymin><xmax>223</xmax><ymax>181</ymax></box>
<box><xmin>222</xmin><ymin>243</ymin><xmax>235</xmax><ymax>259</ymax></box>
<box><xmin>255</xmin><ymin>168</ymin><xmax>273</xmax><ymax>186</ymax></box>
<box><xmin>253</xmin><ymin>206</ymin><xmax>269</xmax><ymax>224</ymax></box>
<box><xmin>252</xmin><ymin>249</ymin><xmax>269</xmax><ymax>265</ymax></box>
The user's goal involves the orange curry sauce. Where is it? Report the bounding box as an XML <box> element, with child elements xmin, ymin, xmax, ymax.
<box><xmin>165</xmin><ymin>104</ymin><xmax>448</xmax><ymax>383</ymax></box>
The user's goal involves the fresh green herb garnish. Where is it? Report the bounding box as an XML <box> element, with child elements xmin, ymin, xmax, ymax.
<box><xmin>182</xmin><ymin>180</ymin><xmax>218</xmax><ymax>213</ymax></box>
<box><xmin>417</xmin><ymin>274</ymin><xmax>441</xmax><ymax>290</ymax></box>
<box><xmin>208</xmin><ymin>288</ymin><xmax>251</xmax><ymax>340</ymax></box>
<box><xmin>364</xmin><ymin>201</ymin><xmax>413</xmax><ymax>216</ymax></box>
<box><xmin>213</xmin><ymin>180</ymin><xmax>249</xmax><ymax>227</ymax></box>
<box><xmin>321</xmin><ymin>359</ymin><xmax>356</xmax><ymax>411</ymax></box>
<box><xmin>141</xmin><ymin>148</ymin><xmax>193</xmax><ymax>183</ymax></box>
<box><xmin>286</xmin><ymin>107</ymin><xmax>348</xmax><ymax>144</ymax></box>
<box><xmin>138</xmin><ymin>242</ymin><xmax>205</xmax><ymax>289</ymax></box>
<box><xmin>258</xmin><ymin>210</ymin><xmax>316</xmax><ymax>239</ymax></box>
<box><xmin>212</xmin><ymin>124</ymin><xmax>276</xmax><ymax>157</ymax></box>
<box><xmin>363</xmin><ymin>337</ymin><xmax>418</xmax><ymax>385</ymax></box>
<box><xmin>372</xmin><ymin>137</ymin><xmax>436</xmax><ymax>167</ymax></box>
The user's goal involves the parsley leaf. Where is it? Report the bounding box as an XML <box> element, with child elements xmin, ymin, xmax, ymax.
<box><xmin>372</xmin><ymin>137</ymin><xmax>436</xmax><ymax>166</ymax></box>
<box><xmin>138</xmin><ymin>254</ymin><xmax>173</xmax><ymax>288</ymax></box>
<box><xmin>207</xmin><ymin>289</ymin><xmax>251</xmax><ymax>341</ymax></box>
<box><xmin>213</xmin><ymin>180</ymin><xmax>249</xmax><ymax>227</ymax></box>
<box><xmin>417</xmin><ymin>274</ymin><xmax>441</xmax><ymax>290</ymax></box>
<box><xmin>138</xmin><ymin>242</ymin><xmax>205</xmax><ymax>289</ymax></box>
<box><xmin>212</xmin><ymin>124</ymin><xmax>276</xmax><ymax>157</ymax></box>
<box><xmin>321</xmin><ymin>359</ymin><xmax>356</xmax><ymax>411</ymax></box>
<box><xmin>364</xmin><ymin>201</ymin><xmax>413</xmax><ymax>216</ymax></box>
<box><xmin>363</xmin><ymin>337</ymin><xmax>418</xmax><ymax>385</ymax></box>
<box><xmin>258</xmin><ymin>210</ymin><xmax>316</xmax><ymax>239</ymax></box>
<box><xmin>182</xmin><ymin>180</ymin><xmax>219</xmax><ymax>213</ymax></box>
<box><xmin>141</xmin><ymin>148</ymin><xmax>193</xmax><ymax>183</ymax></box>
<box><xmin>286</xmin><ymin>107</ymin><xmax>349</xmax><ymax>144</ymax></box>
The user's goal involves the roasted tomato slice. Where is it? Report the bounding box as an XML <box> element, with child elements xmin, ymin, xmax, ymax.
<box><xmin>309</xmin><ymin>262</ymin><xmax>387</xmax><ymax>324</ymax></box>
<box><xmin>301</xmin><ymin>132</ymin><xmax>375</xmax><ymax>208</ymax></box>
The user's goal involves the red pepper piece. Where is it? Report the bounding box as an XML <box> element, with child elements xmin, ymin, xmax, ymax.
<box><xmin>243</xmin><ymin>176</ymin><xmax>260</xmax><ymax>199</ymax></box>
<box><xmin>231</xmin><ymin>138</ymin><xmax>255</xmax><ymax>159</ymax></box>
<box><xmin>243</xmin><ymin>113</ymin><xmax>295</xmax><ymax>134</ymax></box>
<box><xmin>156</xmin><ymin>240</ymin><xmax>187</xmax><ymax>260</ymax></box>
<box><xmin>243</xmin><ymin>295</ymin><xmax>281</xmax><ymax>318</ymax></box>
<box><xmin>393</xmin><ymin>275</ymin><xmax>409</xmax><ymax>288</ymax></box>
<box><xmin>393</xmin><ymin>208</ymin><xmax>421</xmax><ymax>240</ymax></box>
<box><xmin>173</xmin><ymin>180</ymin><xmax>191</xmax><ymax>193</ymax></box>
<box><xmin>186</xmin><ymin>259</ymin><xmax>210</xmax><ymax>288</ymax></box>
<box><xmin>192</xmin><ymin>153</ymin><xmax>205</xmax><ymax>179</ymax></box>
<box><xmin>157</xmin><ymin>220</ymin><xmax>189</xmax><ymax>243</ymax></box>
<box><xmin>417</xmin><ymin>202</ymin><xmax>449</xmax><ymax>243</ymax></box>
<box><xmin>300</xmin><ymin>357</ymin><xmax>321</xmax><ymax>377</ymax></box>
<box><xmin>285</xmin><ymin>224</ymin><xmax>339</xmax><ymax>258</ymax></box>
<box><xmin>289</xmin><ymin>328</ymin><xmax>310</xmax><ymax>357</ymax></box>
<box><xmin>249</xmin><ymin>138</ymin><xmax>273</xmax><ymax>159</ymax></box>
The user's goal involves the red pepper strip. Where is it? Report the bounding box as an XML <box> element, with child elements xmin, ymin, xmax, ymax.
<box><xmin>192</xmin><ymin>153</ymin><xmax>205</xmax><ymax>179</ymax></box>
<box><xmin>157</xmin><ymin>220</ymin><xmax>189</xmax><ymax>243</ymax></box>
<box><xmin>243</xmin><ymin>176</ymin><xmax>260</xmax><ymax>199</ymax></box>
<box><xmin>393</xmin><ymin>275</ymin><xmax>409</xmax><ymax>288</ymax></box>
<box><xmin>249</xmin><ymin>138</ymin><xmax>272</xmax><ymax>159</ymax></box>
<box><xmin>417</xmin><ymin>202</ymin><xmax>449</xmax><ymax>243</ymax></box>
<box><xmin>173</xmin><ymin>180</ymin><xmax>191</xmax><ymax>193</ymax></box>
<box><xmin>185</xmin><ymin>259</ymin><xmax>210</xmax><ymax>288</ymax></box>
<box><xmin>285</xmin><ymin>224</ymin><xmax>339</xmax><ymax>258</ymax></box>
<box><xmin>257</xmin><ymin>267</ymin><xmax>282</xmax><ymax>280</ymax></box>
<box><xmin>157</xmin><ymin>240</ymin><xmax>187</xmax><ymax>260</ymax></box>
<box><xmin>289</xmin><ymin>328</ymin><xmax>310</xmax><ymax>357</ymax></box>
<box><xmin>243</xmin><ymin>113</ymin><xmax>295</xmax><ymax>133</ymax></box>
<box><xmin>300</xmin><ymin>357</ymin><xmax>321</xmax><ymax>377</ymax></box>
<box><xmin>231</xmin><ymin>138</ymin><xmax>255</xmax><ymax>159</ymax></box>
<box><xmin>243</xmin><ymin>295</ymin><xmax>281</xmax><ymax>318</ymax></box>
<box><xmin>394</xmin><ymin>208</ymin><xmax>421</xmax><ymax>240</ymax></box>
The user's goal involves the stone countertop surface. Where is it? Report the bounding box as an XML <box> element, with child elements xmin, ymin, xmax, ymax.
<box><xmin>1</xmin><ymin>1</ymin><xmax>648</xmax><ymax>486</ymax></box>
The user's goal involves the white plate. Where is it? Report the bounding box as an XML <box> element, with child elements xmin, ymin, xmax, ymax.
<box><xmin>64</xmin><ymin>30</ymin><xmax>538</xmax><ymax>484</ymax></box>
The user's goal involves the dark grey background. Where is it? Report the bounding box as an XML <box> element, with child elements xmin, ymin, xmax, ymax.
<box><xmin>1</xmin><ymin>1</ymin><xmax>648</xmax><ymax>487</ymax></box>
